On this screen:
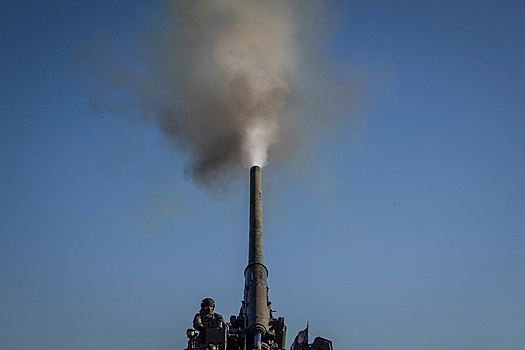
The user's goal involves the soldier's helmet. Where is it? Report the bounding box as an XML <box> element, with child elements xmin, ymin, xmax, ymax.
<box><xmin>201</xmin><ymin>298</ymin><xmax>215</xmax><ymax>309</ymax></box>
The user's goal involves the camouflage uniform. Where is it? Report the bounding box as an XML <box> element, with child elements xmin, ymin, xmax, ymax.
<box><xmin>193</xmin><ymin>311</ymin><xmax>227</xmax><ymax>331</ymax></box>
<box><xmin>193</xmin><ymin>298</ymin><xmax>227</xmax><ymax>340</ymax></box>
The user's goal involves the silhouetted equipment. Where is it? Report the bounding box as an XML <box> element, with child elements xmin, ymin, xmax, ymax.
<box><xmin>290</xmin><ymin>324</ymin><xmax>333</xmax><ymax>350</ymax></box>
<box><xmin>185</xmin><ymin>166</ymin><xmax>333</xmax><ymax>350</ymax></box>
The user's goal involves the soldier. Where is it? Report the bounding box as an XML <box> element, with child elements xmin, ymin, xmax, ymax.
<box><xmin>193</xmin><ymin>298</ymin><xmax>227</xmax><ymax>338</ymax></box>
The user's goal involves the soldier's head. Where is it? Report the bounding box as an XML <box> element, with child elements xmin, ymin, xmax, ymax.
<box><xmin>200</xmin><ymin>298</ymin><xmax>215</xmax><ymax>315</ymax></box>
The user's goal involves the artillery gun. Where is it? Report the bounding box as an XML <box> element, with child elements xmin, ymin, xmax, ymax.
<box><xmin>185</xmin><ymin>166</ymin><xmax>333</xmax><ymax>350</ymax></box>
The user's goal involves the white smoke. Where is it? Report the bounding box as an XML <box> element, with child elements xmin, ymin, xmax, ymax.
<box><xmin>211</xmin><ymin>1</ymin><xmax>297</xmax><ymax>168</ymax></box>
<box><xmin>79</xmin><ymin>0</ymin><xmax>352</xmax><ymax>190</ymax></box>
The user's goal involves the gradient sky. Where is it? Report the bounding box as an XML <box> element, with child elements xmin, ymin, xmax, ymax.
<box><xmin>1</xmin><ymin>1</ymin><xmax>524</xmax><ymax>349</ymax></box>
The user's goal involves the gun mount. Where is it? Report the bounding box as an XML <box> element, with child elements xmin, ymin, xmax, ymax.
<box><xmin>185</xmin><ymin>166</ymin><xmax>333</xmax><ymax>350</ymax></box>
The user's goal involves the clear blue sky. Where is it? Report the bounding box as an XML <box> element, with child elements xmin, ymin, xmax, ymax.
<box><xmin>1</xmin><ymin>1</ymin><xmax>524</xmax><ymax>349</ymax></box>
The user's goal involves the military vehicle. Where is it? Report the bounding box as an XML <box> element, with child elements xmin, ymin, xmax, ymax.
<box><xmin>185</xmin><ymin>166</ymin><xmax>333</xmax><ymax>350</ymax></box>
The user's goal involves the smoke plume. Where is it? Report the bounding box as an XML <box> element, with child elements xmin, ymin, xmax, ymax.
<box><xmin>81</xmin><ymin>0</ymin><xmax>352</xmax><ymax>189</ymax></box>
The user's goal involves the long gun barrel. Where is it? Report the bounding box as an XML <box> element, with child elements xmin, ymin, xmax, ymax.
<box><xmin>242</xmin><ymin>166</ymin><xmax>332</xmax><ymax>350</ymax></box>
<box><xmin>244</xmin><ymin>166</ymin><xmax>271</xmax><ymax>347</ymax></box>
<box><xmin>184</xmin><ymin>165</ymin><xmax>332</xmax><ymax>350</ymax></box>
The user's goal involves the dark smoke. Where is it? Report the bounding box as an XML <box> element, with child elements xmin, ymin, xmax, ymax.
<box><xmin>79</xmin><ymin>0</ymin><xmax>354</xmax><ymax>190</ymax></box>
